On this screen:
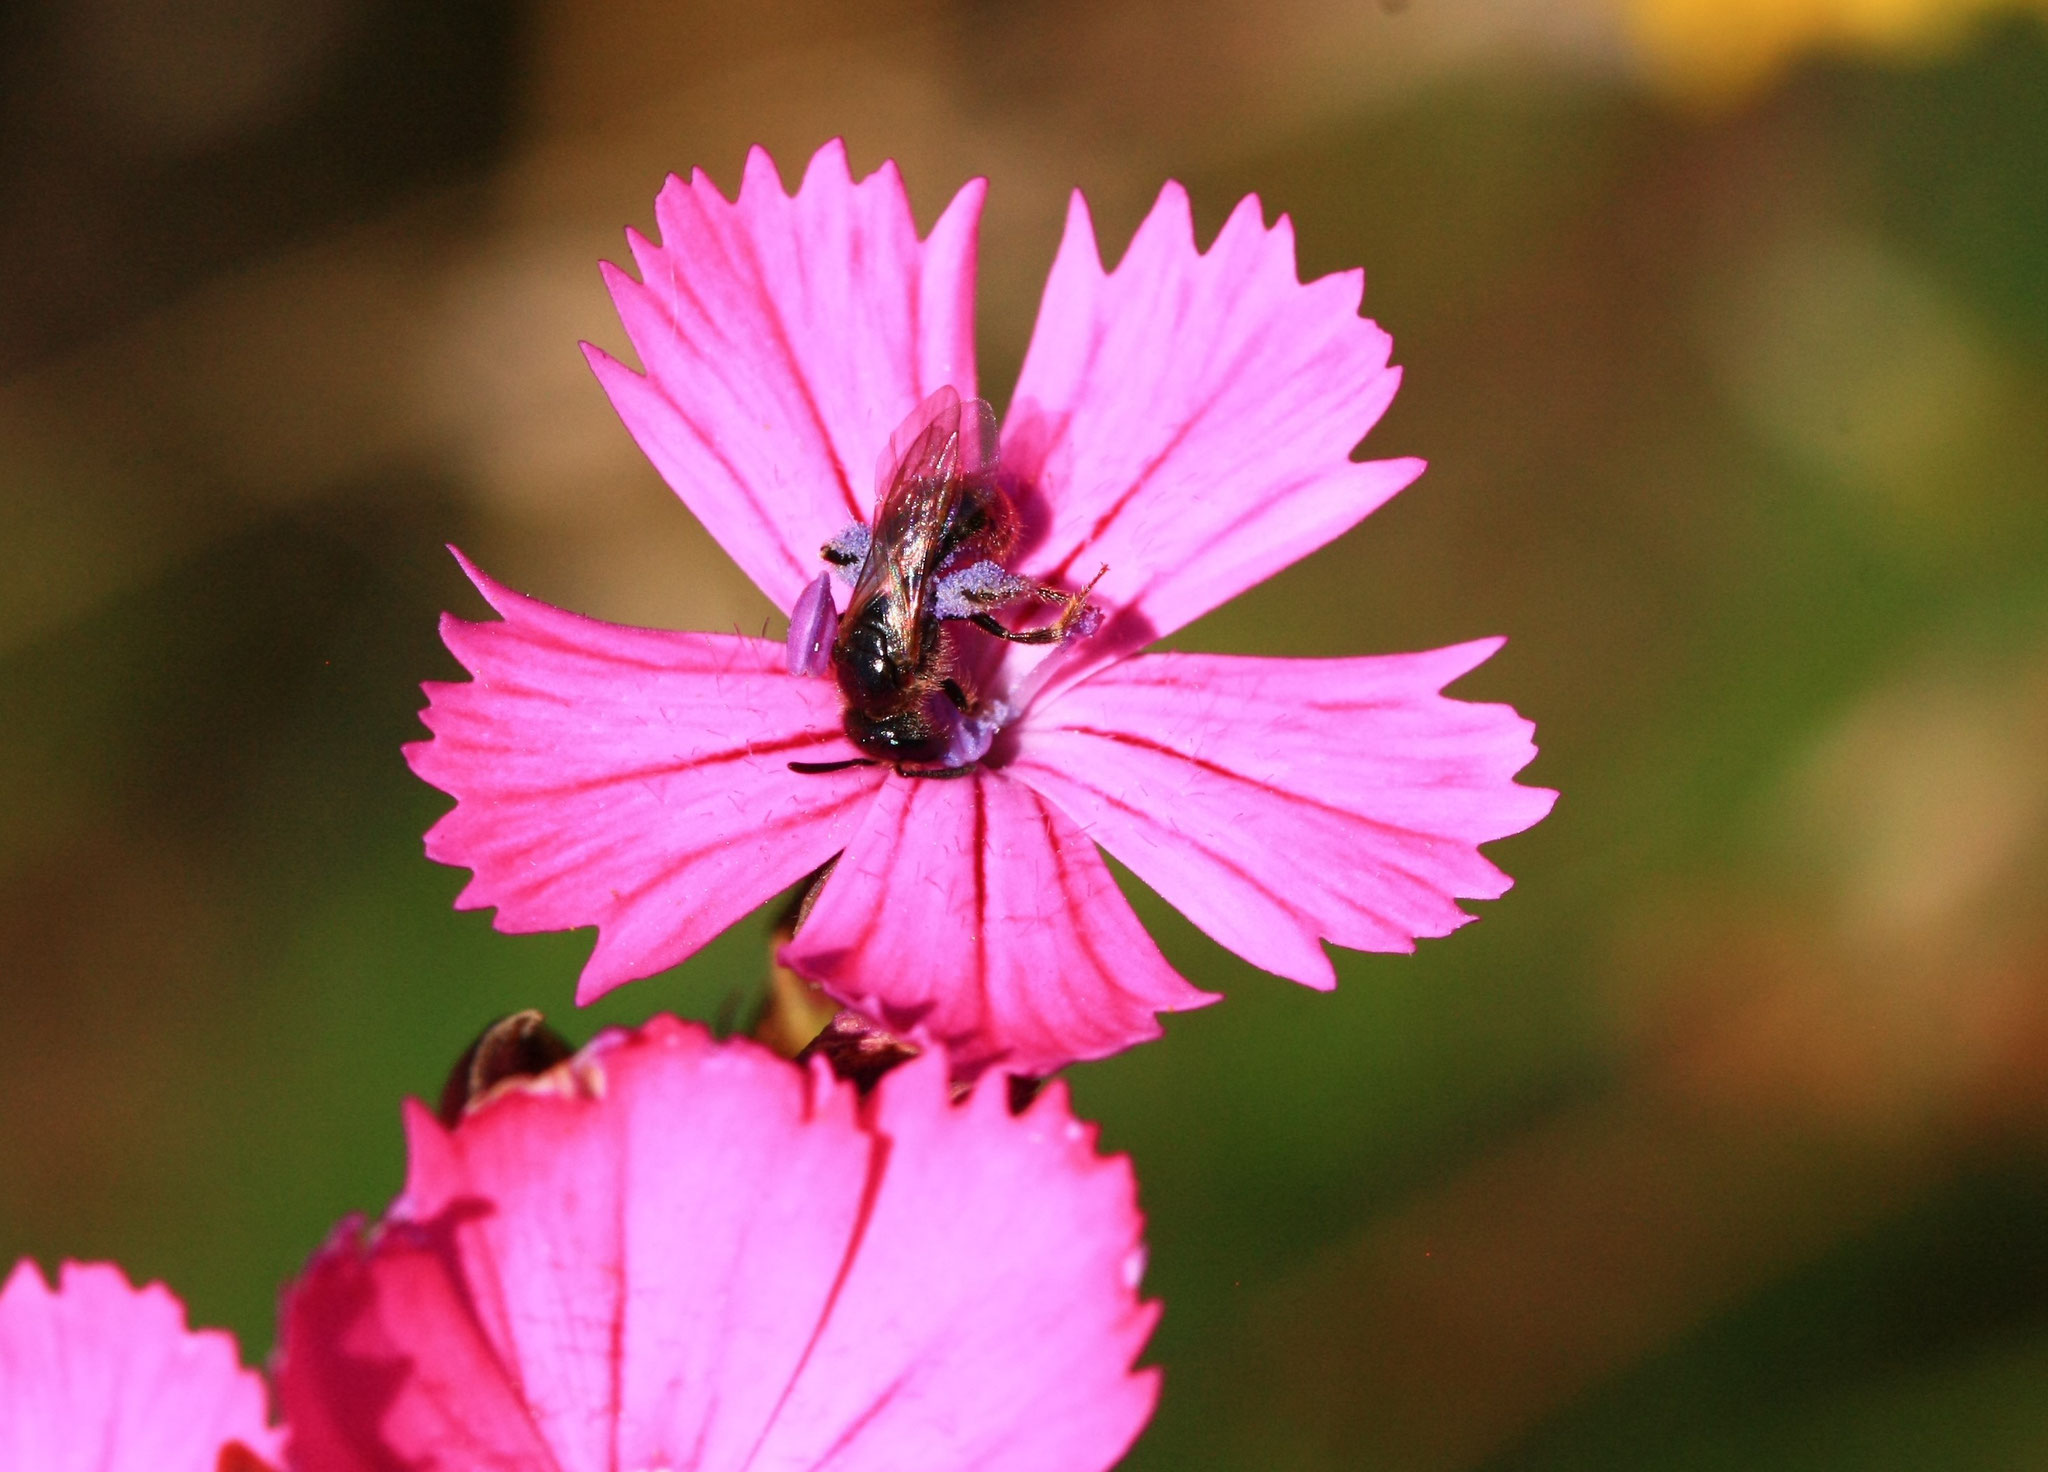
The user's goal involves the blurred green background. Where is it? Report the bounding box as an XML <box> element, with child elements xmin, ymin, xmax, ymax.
<box><xmin>5</xmin><ymin>0</ymin><xmax>2048</xmax><ymax>1467</ymax></box>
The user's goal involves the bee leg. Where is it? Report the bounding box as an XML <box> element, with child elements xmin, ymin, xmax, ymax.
<box><xmin>1045</xmin><ymin>564</ymin><xmax>1108</xmax><ymax>637</ymax></box>
<box><xmin>941</xmin><ymin>678</ymin><xmax>975</xmax><ymax>711</ymax></box>
<box><xmin>969</xmin><ymin>614</ymin><xmax>1063</xmax><ymax>644</ymax></box>
<box><xmin>819</xmin><ymin>522</ymin><xmax>871</xmax><ymax>579</ymax></box>
<box><xmin>972</xmin><ymin>565</ymin><xmax>1107</xmax><ymax>644</ymax></box>
<box><xmin>894</xmin><ymin>763</ymin><xmax>979</xmax><ymax>780</ymax></box>
<box><xmin>1040</xmin><ymin>560</ymin><xmax>1105</xmax><ymax>605</ymax></box>
<box><xmin>788</xmin><ymin>757</ymin><xmax>879</xmax><ymax>775</ymax></box>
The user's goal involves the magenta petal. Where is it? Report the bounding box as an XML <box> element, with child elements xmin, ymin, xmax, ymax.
<box><xmin>0</xmin><ymin>1259</ymin><xmax>278</xmax><ymax>1472</ymax></box>
<box><xmin>271</xmin><ymin>1224</ymin><xmax>550</xmax><ymax>1472</ymax></box>
<box><xmin>747</xmin><ymin>1058</ymin><xmax>1159</xmax><ymax>1471</ymax></box>
<box><xmin>404</xmin><ymin>552</ymin><xmax>883</xmax><ymax>1002</ymax></box>
<box><xmin>1009</xmin><ymin>643</ymin><xmax>1557</xmax><ymax>986</ymax></box>
<box><xmin>276</xmin><ymin>1019</ymin><xmax>1158</xmax><ymax>1472</ymax></box>
<box><xmin>782</xmin><ymin>771</ymin><xmax>1216</xmax><ymax>1079</ymax></box>
<box><xmin>585</xmin><ymin>139</ymin><xmax>986</xmax><ymax>612</ymax></box>
<box><xmin>1004</xmin><ymin>183</ymin><xmax>1423</xmax><ymax>668</ymax></box>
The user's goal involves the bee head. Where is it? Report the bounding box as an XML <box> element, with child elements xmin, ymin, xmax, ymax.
<box><xmin>843</xmin><ymin>696</ymin><xmax>957</xmax><ymax>765</ymax></box>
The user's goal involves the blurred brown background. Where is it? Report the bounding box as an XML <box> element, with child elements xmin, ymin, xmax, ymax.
<box><xmin>5</xmin><ymin>0</ymin><xmax>2048</xmax><ymax>1467</ymax></box>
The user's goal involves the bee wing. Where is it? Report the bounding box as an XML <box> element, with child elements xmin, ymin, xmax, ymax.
<box><xmin>872</xmin><ymin>386</ymin><xmax>997</xmax><ymax>503</ymax></box>
<box><xmin>846</xmin><ymin>391</ymin><xmax>985</xmax><ymax>650</ymax></box>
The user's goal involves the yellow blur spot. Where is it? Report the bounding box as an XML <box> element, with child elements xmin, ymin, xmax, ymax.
<box><xmin>1623</xmin><ymin>0</ymin><xmax>2048</xmax><ymax>98</ymax></box>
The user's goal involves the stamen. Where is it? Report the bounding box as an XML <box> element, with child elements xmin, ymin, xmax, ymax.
<box><xmin>785</xmin><ymin>572</ymin><xmax>839</xmax><ymax>677</ymax></box>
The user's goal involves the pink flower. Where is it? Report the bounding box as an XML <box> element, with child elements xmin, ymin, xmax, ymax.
<box><xmin>0</xmin><ymin>1258</ymin><xmax>281</xmax><ymax>1472</ymax></box>
<box><xmin>406</xmin><ymin>139</ymin><xmax>1556</xmax><ymax>1079</ymax></box>
<box><xmin>273</xmin><ymin>1016</ymin><xmax>1158</xmax><ymax>1472</ymax></box>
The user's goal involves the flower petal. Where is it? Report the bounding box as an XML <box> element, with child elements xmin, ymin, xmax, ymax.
<box><xmin>271</xmin><ymin>1223</ymin><xmax>551</xmax><ymax>1472</ymax></box>
<box><xmin>404</xmin><ymin>552</ymin><xmax>883</xmax><ymax>1002</ymax></box>
<box><xmin>781</xmin><ymin>770</ymin><xmax>1216</xmax><ymax>1079</ymax></box>
<box><xmin>1002</xmin><ymin>183</ymin><xmax>1423</xmax><ymax>673</ymax></box>
<box><xmin>748</xmin><ymin>1056</ymin><xmax>1159</xmax><ymax>1472</ymax></box>
<box><xmin>585</xmin><ymin>138</ymin><xmax>986</xmax><ymax>612</ymax></box>
<box><xmin>0</xmin><ymin>1259</ymin><xmax>278</xmax><ymax>1472</ymax></box>
<box><xmin>1008</xmin><ymin>643</ymin><xmax>1557</xmax><ymax>987</ymax></box>
<box><xmin>275</xmin><ymin>1018</ymin><xmax>1158</xmax><ymax>1472</ymax></box>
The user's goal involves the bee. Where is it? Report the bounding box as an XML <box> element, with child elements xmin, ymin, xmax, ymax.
<box><xmin>788</xmin><ymin>387</ymin><xmax>1099</xmax><ymax>779</ymax></box>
